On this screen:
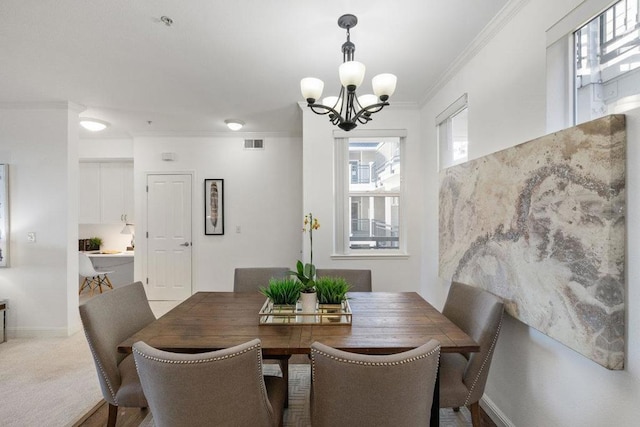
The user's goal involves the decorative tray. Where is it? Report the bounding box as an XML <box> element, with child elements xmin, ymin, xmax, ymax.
<box><xmin>258</xmin><ymin>299</ymin><xmax>352</xmax><ymax>325</ymax></box>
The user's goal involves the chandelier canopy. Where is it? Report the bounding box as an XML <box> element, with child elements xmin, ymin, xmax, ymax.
<box><xmin>300</xmin><ymin>14</ymin><xmax>397</xmax><ymax>131</ymax></box>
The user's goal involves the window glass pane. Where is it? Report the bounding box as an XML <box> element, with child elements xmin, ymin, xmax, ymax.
<box><xmin>438</xmin><ymin>105</ymin><xmax>468</xmax><ymax>169</ymax></box>
<box><xmin>343</xmin><ymin>137</ymin><xmax>402</xmax><ymax>253</ymax></box>
<box><xmin>575</xmin><ymin>0</ymin><xmax>640</xmax><ymax>124</ymax></box>
<box><xmin>348</xmin><ymin>196</ymin><xmax>399</xmax><ymax>250</ymax></box>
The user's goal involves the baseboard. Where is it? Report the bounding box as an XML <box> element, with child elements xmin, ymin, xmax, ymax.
<box><xmin>8</xmin><ymin>326</ymin><xmax>73</xmax><ymax>339</ymax></box>
<box><xmin>480</xmin><ymin>394</ymin><xmax>515</xmax><ymax>427</ymax></box>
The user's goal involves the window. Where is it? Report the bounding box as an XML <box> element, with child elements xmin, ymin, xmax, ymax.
<box><xmin>574</xmin><ymin>0</ymin><xmax>640</xmax><ymax>124</ymax></box>
<box><xmin>437</xmin><ymin>94</ymin><xmax>468</xmax><ymax>169</ymax></box>
<box><xmin>335</xmin><ymin>134</ymin><xmax>405</xmax><ymax>255</ymax></box>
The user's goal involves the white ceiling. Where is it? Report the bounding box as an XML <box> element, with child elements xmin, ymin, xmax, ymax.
<box><xmin>0</xmin><ymin>0</ymin><xmax>509</xmax><ymax>138</ymax></box>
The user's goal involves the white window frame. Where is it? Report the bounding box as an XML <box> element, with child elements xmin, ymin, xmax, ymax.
<box><xmin>545</xmin><ymin>0</ymin><xmax>633</xmax><ymax>132</ymax></box>
<box><xmin>436</xmin><ymin>93</ymin><xmax>469</xmax><ymax>170</ymax></box>
<box><xmin>332</xmin><ymin>129</ymin><xmax>408</xmax><ymax>259</ymax></box>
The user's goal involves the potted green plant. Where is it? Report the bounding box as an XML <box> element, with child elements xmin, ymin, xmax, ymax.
<box><xmin>315</xmin><ymin>276</ymin><xmax>351</xmax><ymax>305</ymax></box>
<box><xmin>315</xmin><ymin>276</ymin><xmax>350</xmax><ymax>319</ymax></box>
<box><xmin>259</xmin><ymin>278</ymin><xmax>303</xmax><ymax>311</ymax></box>
<box><xmin>88</xmin><ymin>237</ymin><xmax>103</xmax><ymax>251</ymax></box>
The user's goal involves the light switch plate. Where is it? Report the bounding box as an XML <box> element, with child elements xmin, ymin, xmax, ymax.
<box><xmin>27</xmin><ymin>232</ymin><xmax>36</xmax><ymax>242</ymax></box>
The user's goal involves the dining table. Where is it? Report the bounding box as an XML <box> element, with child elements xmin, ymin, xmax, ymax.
<box><xmin>118</xmin><ymin>291</ymin><xmax>479</xmax><ymax>426</ymax></box>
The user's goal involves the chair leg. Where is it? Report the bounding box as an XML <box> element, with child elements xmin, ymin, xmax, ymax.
<box><xmin>103</xmin><ymin>274</ymin><xmax>114</xmax><ymax>290</ymax></box>
<box><xmin>469</xmin><ymin>401</ymin><xmax>481</xmax><ymax>427</ymax></box>
<box><xmin>79</xmin><ymin>277</ymin><xmax>89</xmax><ymax>295</ymax></box>
<box><xmin>96</xmin><ymin>276</ymin><xmax>104</xmax><ymax>293</ymax></box>
<box><xmin>107</xmin><ymin>403</ymin><xmax>118</xmax><ymax>427</ymax></box>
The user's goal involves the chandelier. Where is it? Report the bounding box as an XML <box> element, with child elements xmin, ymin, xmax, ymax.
<box><xmin>300</xmin><ymin>14</ymin><xmax>397</xmax><ymax>131</ymax></box>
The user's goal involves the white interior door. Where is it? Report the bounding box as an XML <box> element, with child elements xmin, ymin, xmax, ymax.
<box><xmin>146</xmin><ymin>174</ymin><xmax>192</xmax><ymax>300</ymax></box>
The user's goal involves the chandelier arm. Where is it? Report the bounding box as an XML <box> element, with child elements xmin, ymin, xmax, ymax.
<box><xmin>308</xmin><ymin>104</ymin><xmax>340</xmax><ymax>117</ymax></box>
<box><xmin>351</xmin><ymin>101</ymin><xmax>390</xmax><ymax>124</ymax></box>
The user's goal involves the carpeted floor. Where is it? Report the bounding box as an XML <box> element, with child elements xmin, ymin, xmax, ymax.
<box><xmin>0</xmin><ymin>331</ymin><xmax>101</xmax><ymax>427</ymax></box>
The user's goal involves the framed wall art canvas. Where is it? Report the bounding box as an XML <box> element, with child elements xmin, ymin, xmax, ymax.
<box><xmin>0</xmin><ymin>164</ymin><xmax>8</xmax><ymax>267</ymax></box>
<box><xmin>204</xmin><ymin>179</ymin><xmax>224</xmax><ymax>235</ymax></box>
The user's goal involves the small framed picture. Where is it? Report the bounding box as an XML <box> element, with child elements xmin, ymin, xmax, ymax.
<box><xmin>204</xmin><ymin>179</ymin><xmax>224</xmax><ymax>235</ymax></box>
<box><xmin>0</xmin><ymin>164</ymin><xmax>8</xmax><ymax>267</ymax></box>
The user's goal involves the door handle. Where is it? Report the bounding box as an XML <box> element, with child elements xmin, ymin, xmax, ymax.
<box><xmin>179</xmin><ymin>242</ymin><xmax>190</xmax><ymax>247</ymax></box>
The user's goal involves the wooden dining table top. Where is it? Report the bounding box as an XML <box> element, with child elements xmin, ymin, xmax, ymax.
<box><xmin>118</xmin><ymin>291</ymin><xmax>479</xmax><ymax>356</ymax></box>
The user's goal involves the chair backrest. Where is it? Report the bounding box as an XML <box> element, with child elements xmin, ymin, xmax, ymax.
<box><xmin>233</xmin><ymin>267</ymin><xmax>290</xmax><ymax>292</ymax></box>
<box><xmin>79</xmin><ymin>281</ymin><xmax>156</xmax><ymax>405</ymax></box>
<box><xmin>133</xmin><ymin>338</ymin><xmax>276</xmax><ymax>427</ymax></box>
<box><xmin>315</xmin><ymin>269</ymin><xmax>372</xmax><ymax>292</ymax></box>
<box><xmin>310</xmin><ymin>339</ymin><xmax>440</xmax><ymax>427</ymax></box>
<box><xmin>78</xmin><ymin>252</ymin><xmax>99</xmax><ymax>277</ymax></box>
<box><xmin>442</xmin><ymin>281</ymin><xmax>504</xmax><ymax>404</ymax></box>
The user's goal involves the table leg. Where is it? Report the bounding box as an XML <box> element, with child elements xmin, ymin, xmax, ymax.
<box><xmin>277</xmin><ymin>356</ymin><xmax>290</xmax><ymax>408</ymax></box>
<box><xmin>431</xmin><ymin>366</ymin><xmax>440</xmax><ymax>427</ymax></box>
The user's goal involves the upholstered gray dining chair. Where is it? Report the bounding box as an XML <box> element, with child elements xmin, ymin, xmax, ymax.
<box><xmin>315</xmin><ymin>268</ymin><xmax>372</xmax><ymax>292</ymax></box>
<box><xmin>439</xmin><ymin>281</ymin><xmax>505</xmax><ymax>426</ymax></box>
<box><xmin>79</xmin><ymin>281</ymin><xmax>156</xmax><ymax>427</ymax></box>
<box><xmin>233</xmin><ymin>266</ymin><xmax>292</xmax><ymax>406</ymax></box>
<box><xmin>233</xmin><ymin>267</ymin><xmax>291</xmax><ymax>292</ymax></box>
<box><xmin>133</xmin><ymin>338</ymin><xmax>286</xmax><ymax>427</ymax></box>
<box><xmin>310</xmin><ymin>339</ymin><xmax>441</xmax><ymax>427</ymax></box>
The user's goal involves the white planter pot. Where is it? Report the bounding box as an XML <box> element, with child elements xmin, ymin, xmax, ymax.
<box><xmin>298</xmin><ymin>291</ymin><xmax>317</xmax><ymax>323</ymax></box>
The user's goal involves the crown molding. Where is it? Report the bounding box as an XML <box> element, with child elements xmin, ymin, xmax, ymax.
<box><xmin>130</xmin><ymin>130</ymin><xmax>301</xmax><ymax>139</ymax></box>
<box><xmin>420</xmin><ymin>0</ymin><xmax>531</xmax><ymax>105</ymax></box>
<box><xmin>0</xmin><ymin>101</ymin><xmax>86</xmax><ymax>112</ymax></box>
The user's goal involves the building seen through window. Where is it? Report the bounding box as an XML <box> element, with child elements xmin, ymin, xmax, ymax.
<box><xmin>347</xmin><ymin>138</ymin><xmax>401</xmax><ymax>251</ymax></box>
<box><xmin>575</xmin><ymin>0</ymin><xmax>640</xmax><ymax>123</ymax></box>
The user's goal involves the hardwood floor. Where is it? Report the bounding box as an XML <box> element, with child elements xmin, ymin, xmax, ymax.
<box><xmin>72</xmin><ymin>402</ymin><xmax>148</xmax><ymax>427</ymax></box>
<box><xmin>73</xmin><ymin>400</ymin><xmax>498</xmax><ymax>427</ymax></box>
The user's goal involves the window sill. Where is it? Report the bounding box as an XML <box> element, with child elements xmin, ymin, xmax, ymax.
<box><xmin>330</xmin><ymin>252</ymin><xmax>410</xmax><ymax>260</ymax></box>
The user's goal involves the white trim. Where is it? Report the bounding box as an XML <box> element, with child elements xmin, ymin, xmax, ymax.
<box><xmin>480</xmin><ymin>394</ymin><xmax>516</xmax><ymax>427</ymax></box>
<box><xmin>545</xmin><ymin>0</ymin><xmax>617</xmax><ymax>47</ymax></box>
<box><xmin>436</xmin><ymin>94</ymin><xmax>468</xmax><ymax>125</ymax></box>
<box><xmin>132</xmin><ymin>130</ymin><xmax>300</xmax><ymax>139</ymax></box>
<box><xmin>331</xmin><ymin>253</ymin><xmax>410</xmax><ymax>260</ymax></box>
<box><xmin>333</xmin><ymin>129</ymin><xmax>408</xmax><ymax>139</ymax></box>
<box><xmin>8</xmin><ymin>326</ymin><xmax>75</xmax><ymax>339</ymax></box>
<box><xmin>421</xmin><ymin>0</ymin><xmax>531</xmax><ymax>104</ymax></box>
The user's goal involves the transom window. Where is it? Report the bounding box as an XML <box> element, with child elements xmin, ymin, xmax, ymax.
<box><xmin>575</xmin><ymin>0</ymin><xmax>640</xmax><ymax>123</ymax></box>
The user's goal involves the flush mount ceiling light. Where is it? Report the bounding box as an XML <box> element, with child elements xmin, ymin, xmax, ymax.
<box><xmin>225</xmin><ymin>119</ymin><xmax>245</xmax><ymax>131</ymax></box>
<box><xmin>79</xmin><ymin>118</ymin><xmax>110</xmax><ymax>132</ymax></box>
<box><xmin>300</xmin><ymin>14</ymin><xmax>397</xmax><ymax>132</ymax></box>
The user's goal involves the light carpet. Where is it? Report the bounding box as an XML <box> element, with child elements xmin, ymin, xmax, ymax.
<box><xmin>0</xmin><ymin>331</ymin><xmax>101</xmax><ymax>427</ymax></box>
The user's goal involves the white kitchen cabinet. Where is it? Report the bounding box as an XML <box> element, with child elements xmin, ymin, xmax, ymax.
<box><xmin>100</xmin><ymin>162</ymin><xmax>134</xmax><ymax>224</ymax></box>
<box><xmin>79</xmin><ymin>162</ymin><xmax>133</xmax><ymax>224</ymax></box>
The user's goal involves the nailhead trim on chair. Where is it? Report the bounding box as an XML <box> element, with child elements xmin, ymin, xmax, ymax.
<box><xmin>83</xmin><ymin>330</ymin><xmax>118</xmax><ymax>404</ymax></box>
<box><xmin>463</xmin><ymin>313</ymin><xmax>504</xmax><ymax>406</ymax></box>
<box><xmin>133</xmin><ymin>342</ymin><xmax>261</xmax><ymax>364</ymax></box>
<box><xmin>310</xmin><ymin>345</ymin><xmax>441</xmax><ymax>380</ymax></box>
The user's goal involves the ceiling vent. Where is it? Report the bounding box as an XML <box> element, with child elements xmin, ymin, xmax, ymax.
<box><xmin>244</xmin><ymin>139</ymin><xmax>264</xmax><ymax>150</ymax></box>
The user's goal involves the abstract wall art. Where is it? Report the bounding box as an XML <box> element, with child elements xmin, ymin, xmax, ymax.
<box><xmin>204</xmin><ymin>179</ymin><xmax>224</xmax><ymax>235</ymax></box>
<box><xmin>439</xmin><ymin>115</ymin><xmax>626</xmax><ymax>369</ymax></box>
<box><xmin>0</xmin><ymin>164</ymin><xmax>7</xmax><ymax>267</ymax></box>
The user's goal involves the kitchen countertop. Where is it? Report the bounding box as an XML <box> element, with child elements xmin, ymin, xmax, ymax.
<box><xmin>82</xmin><ymin>251</ymin><xmax>135</xmax><ymax>258</ymax></box>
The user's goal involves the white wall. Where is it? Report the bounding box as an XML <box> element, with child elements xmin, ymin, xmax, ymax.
<box><xmin>0</xmin><ymin>103</ymin><xmax>81</xmax><ymax>337</ymax></box>
<box><xmin>301</xmin><ymin>103</ymin><xmax>424</xmax><ymax>292</ymax></box>
<box><xmin>133</xmin><ymin>135</ymin><xmax>302</xmax><ymax>292</ymax></box>
<box><xmin>422</xmin><ymin>0</ymin><xmax>640</xmax><ymax>425</ymax></box>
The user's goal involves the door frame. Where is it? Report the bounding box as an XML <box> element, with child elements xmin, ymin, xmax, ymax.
<box><xmin>139</xmin><ymin>171</ymin><xmax>195</xmax><ymax>299</ymax></box>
